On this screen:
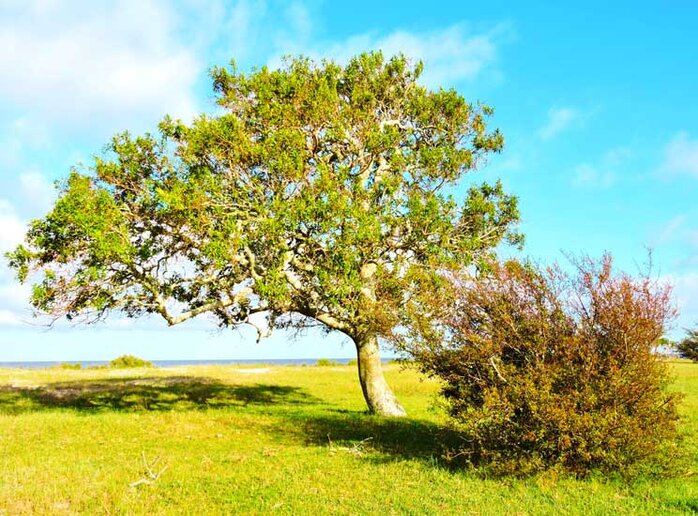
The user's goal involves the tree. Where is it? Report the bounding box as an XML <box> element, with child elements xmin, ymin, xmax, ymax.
<box><xmin>6</xmin><ymin>52</ymin><xmax>521</xmax><ymax>416</ymax></box>
<box><xmin>676</xmin><ymin>328</ymin><xmax>698</xmax><ymax>362</ymax></box>
<box><xmin>400</xmin><ymin>256</ymin><xmax>679</xmax><ymax>473</ymax></box>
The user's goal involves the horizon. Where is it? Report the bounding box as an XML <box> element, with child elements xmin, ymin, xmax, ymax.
<box><xmin>0</xmin><ymin>357</ymin><xmax>367</xmax><ymax>366</ymax></box>
<box><xmin>1</xmin><ymin>1</ymin><xmax>697</xmax><ymax>360</ymax></box>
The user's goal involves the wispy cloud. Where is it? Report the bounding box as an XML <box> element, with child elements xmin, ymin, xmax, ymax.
<box><xmin>194</xmin><ymin>0</ymin><xmax>316</xmax><ymax>65</ymax></box>
<box><xmin>603</xmin><ymin>146</ymin><xmax>633</xmax><ymax>166</ymax></box>
<box><xmin>572</xmin><ymin>163</ymin><xmax>616</xmax><ymax>188</ymax></box>
<box><xmin>537</xmin><ymin>107</ymin><xmax>581</xmax><ymax>140</ymax></box>
<box><xmin>570</xmin><ymin>145</ymin><xmax>633</xmax><ymax>189</ymax></box>
<box><xmin>19</xmin><ymin>171</ymin><xmax>57</xmax><ymax>214</ymax></box>
<box><xmin>0</xmin><ymin>117</ymin><xmax>51</xmax><ymax>172</ymax></box>
<box><xmin>268</xmin><ymin>22</ymin><xmax>512</xmax><ymax>89</ymax></box>
<box><xmin>664</xmin><ymin>271</ymin><xmax>698</xmax><ymax>332</ymax></box>
<box><xmin>201</xmin><ymin>1</ymin><xmax>508</xmax><ymax>90</ymax></box>
<box><xmin>647</xmin><ymin>213</ymin><xmax>698</xmax><ymax>254</ymax></box>
<box><xmin>650</xmin><ymin>215</ymin><xmax>687</xmax><ymax>247</ymax></box>
<box><xmin>660</xmin><ymin>131</ymin><xmax>698</xmax><ymax>178</ymax></box>
<box><xmin>0</xmin><ymin>200</ymin><xmax>31</xmax><ymax>326</ymax></box>
<box><xmin>0</xmin><ymin>201</ymin><xmax>27</xmax><ymax>254</ymax></box>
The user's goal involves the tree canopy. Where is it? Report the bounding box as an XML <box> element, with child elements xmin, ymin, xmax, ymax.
<box><xmin>7</xmin><ymin>52</ymin><xmax>521</xmax><ymax>415</ymax></box>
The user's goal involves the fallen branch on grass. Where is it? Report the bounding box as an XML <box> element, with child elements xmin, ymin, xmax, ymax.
<box><xmin>327</xmin><ymin>434</ymin><xmax>374</xmax><ymax>456</ymax></box>
<box><xmin>129</xmin><ymin>451</ymin><xmax>169</xmax><ymax>488</ymax></box>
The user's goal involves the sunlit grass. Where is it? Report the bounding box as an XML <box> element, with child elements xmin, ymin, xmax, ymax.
<box><xmin>0</xmin><ymin>361</ymin><xmax>696</xmax><ymax>514</ymax></box>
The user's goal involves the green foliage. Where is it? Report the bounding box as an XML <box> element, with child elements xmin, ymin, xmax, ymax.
<box><xmin>5</xmin><ymin>51</ymin><xmax>519</xmax><ymax>344</ymax></box>
<box><xmin>315</xmin><ymin>358</ymin><xmax>340</xmax><ymax>366</ymax></box>
<box><xmin>677</xmin><ymin>329</ymin><xmax>698</xmax><ymax>362</ymax></box>
<box><xmin>405</xmin><ymin>255</ymin><xmax>680</xmax><ymax>475</ymax></box>
<box><xmin>346</xmin><ymin>359</ymin><xmax>358</xmax><ymax>366</ymax></box>
<box><xmin>107</xmin><ymin>355</ymin><xmax>154</xmax><ymax>369</ymax></box>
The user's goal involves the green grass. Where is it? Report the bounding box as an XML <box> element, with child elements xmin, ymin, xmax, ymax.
<box><xmin>0</xmin><ymin>361</ymin><xmax>696</xmax><ymax>514</ymax></box>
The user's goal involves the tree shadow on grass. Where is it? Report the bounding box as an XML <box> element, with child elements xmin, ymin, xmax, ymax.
<box><xmin>278</xmin><ymin>411</ymin><xmax>462</xmax><ymax>467</ymax></box>
<box><xmin>0</xmin><ymin>376</ymin><xmax>320</xmax><ymax>414</ymax></box>
<box><xmin>0</xmin><ymin>376</ymin><xmax>460</xmax><ymax>467</ymax></box>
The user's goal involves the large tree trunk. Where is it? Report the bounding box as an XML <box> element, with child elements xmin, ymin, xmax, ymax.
<box><xmin>354</xmin><ymin>334</ymin><xmax>407</xmax><ymax>417</ymax></box>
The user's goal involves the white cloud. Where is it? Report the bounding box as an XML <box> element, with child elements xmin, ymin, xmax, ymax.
<box><xmin>661</xmin><ymin>131</ymin><xmax>698</xmax><ymax>178</ymax></box>
<box><xmin>572</xmin><ymin>163</ymin><xmax>616</xmax><ymax>188</ymax></box>
<box><xmin>10</xmin><ymin>117</ymin><xmax>52</xmax><ymax>148</ymax></box>
<box><xmin>197</xmin><ymin>0</ymin><xmax>266</xmax><ymax>65</ymax></box>
<box><xmin>19</xmin><ymin>170</ymin><xmax>56</xmax><ymax>214</ymax></box>
<box><xmin>603</xmin><ymin>146</ymin><xmax>633</xmax><ymax>166</ymax></box>
<box><xmin>284</xmin><ymin>2</ymin><xmax>313</xmax><ymax>43</ymax></box>
<box><xmin>0</xmin><ymin>283</ymin><xmax>31</xmax><ymax>311</ymax></box>
<box><xmin>0</xmin><ymin>135</ymin><xmax>22</xmax><ymax>170</ymax></box>
<box><xmin>0</xmin><ymin>201</ymin><xmax>27</xmax><ymax>253</ymax></box>
<box><xmin>570</xmin><ymin>144</ymin><xmax>634</xmax><ymax>189</ymax></box>
<box><xmin>494</xmin><ymin>156</ymin><xmax>522</xmax><ymax>173</ymax></box>
<box><xmin>687</xmin><ymin>229</ymin><xmax>698</xmax><ymax>247</ymax></box>
<box><xmin>0</xmin><ymin>200</ymin><xmax>31</xmax><ymax>327</ymax></box>
<box><xmin>649</xmin><ymin>214</ymin><xmax>698</xmax><ymax>252</ymax></box>
<box><xmin>650</xmin><ymin>215</ymin><xmax>687</xmax><ymax>247</ymax></box>
<box><xmin>0</xmin><ymin>118</ymin><xmax>52</xmax><ymax>166</ymax></box>
<box><xmin>0</xmin><ymin>309</ymin><xmax>24</xmax><ymax>327</ymax></box>
<box><xmin>538</xmin><ymin>107</ymin><xmax>581</xmax><ymax>140</ymax></box>
<box><xmin>268</xmin><ymin>22</ymin><xmax>508</xmax><ymax>89</ymax></box>
<box><xmin>666</xmin><ymin>272</ymin><xmax>698</xmax><ymax>333</ymax></box>
<box><xmin>0</xmin><ymin>0</ymin><xmax>200</xmax><ymax>126</ymax></box>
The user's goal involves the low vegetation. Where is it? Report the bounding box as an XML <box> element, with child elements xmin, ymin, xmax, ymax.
<box><xmin>403</xmin><ymin>256</ymin><xmax>680</xmax><ymax>475</ymax></box>
<box><xmin>0</xmin><ymin>362</ymin><xmax>696</xmax><ymax>513</ymax></box>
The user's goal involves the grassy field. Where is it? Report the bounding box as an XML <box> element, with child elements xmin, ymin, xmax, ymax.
<box><xmin>0</xmin><ymin>360</ymin><xmax>696</xmax><ymax>515</ymax></box>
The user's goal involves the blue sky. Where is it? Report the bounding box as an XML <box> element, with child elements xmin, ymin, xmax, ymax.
<box><xmin>1</xmin><ymin>0</ymin><xmax>697</xmax><ymax>361</ymax></box>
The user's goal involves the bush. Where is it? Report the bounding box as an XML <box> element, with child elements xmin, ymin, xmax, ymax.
<box><xmin>315</xmin><ymin>358</ymin><xmax>340</xmax><ymax>367</ymax></box>
<box><xmin>108</xmin><ymin>355</ymin><xmax>154</xmax><ymax>369</ymax></box>
<box><xmin>52</xmin><ymin>362</ymin><xmax>82</xmax><ymax>370</ymax></box>
<box><xmin>406</xmin><ymin>255</ymin><xmax>680</xmax><ymax>475</ymax></box>
<box><xmin>676</xmin><ymin>329</ymin><xmax>698</xmax><ymax>362</ymax></box>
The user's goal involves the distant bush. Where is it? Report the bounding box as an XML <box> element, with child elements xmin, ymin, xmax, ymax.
<box><xmin>405</xmin><ymin>255</ymin><xmax>680</xmax><ymax>476</ymax></box>
<box><xmin>315</xmin><ymin>358</ymin><xmax>340</xmax><ymax>367</ymax></box>
<box><xmin>52</xmin><ymin>362</ymin><xmax>82</xmax><ymax>370</ymax></box>
<box><xmin>108</xmin><ymin>355</ymin><xmax>154</xmax><ymax>369</ymax></box>
<box><xmin>346</xmin><ymin>359</ymin><xmax>358</xmax><ymax>367</ymax></box>
<box><xmin>676</xmin><ymin>329</ymin><xmax>698</xmax><ymax>362</ymax></box>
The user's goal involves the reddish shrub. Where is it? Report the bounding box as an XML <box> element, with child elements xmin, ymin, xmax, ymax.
<box><xmin>406</xmin><ymin>255</ymin><xmax>680</xmax><ymax>475</ymax></box>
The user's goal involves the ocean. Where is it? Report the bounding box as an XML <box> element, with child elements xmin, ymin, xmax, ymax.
<box><xmin>0</xmin><ymin>358</ymin><xmax>366</xmax><ymax>369</ymax></box>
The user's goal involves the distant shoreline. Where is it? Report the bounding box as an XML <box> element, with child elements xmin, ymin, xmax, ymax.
<box><xmin>0</xmin><ymin>358</ymin><xmax>391</xmax><ymax>369</ymax></box>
